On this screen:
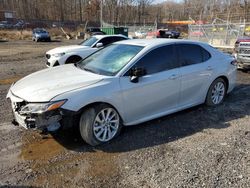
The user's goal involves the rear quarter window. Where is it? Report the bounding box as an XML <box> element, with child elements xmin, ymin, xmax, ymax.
<box><xmin>177</xmin><ymin>44</ymin><xmax>211</xmax><ymax>66</ymax></box>
<box><xmin>201</xmin><ymin>47</ymin><xmax>211</xmax><ymax>62</ymax></box>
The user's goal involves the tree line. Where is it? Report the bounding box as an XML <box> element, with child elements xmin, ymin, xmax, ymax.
<box><xmin>0</xmin><ymin>0</ymin><xmax>249</xmax><ymax>26</ymax></box>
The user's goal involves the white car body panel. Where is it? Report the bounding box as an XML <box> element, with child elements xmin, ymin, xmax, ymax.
<box><xmin>119</xmin><ymin>68</ymin><xmax>181</xmax><ymax>124</ymax></box>
<box><xmin>45</xmin><ymin>35</ymin><xmax>128</xmax><ymax>67</ymax></box>
<box><xmin>8</xmin><ymin>39</ymin><xmax>237</xmax><ymax>127</ymax></box>
<box><xmin>8</xmin><ymin>65</ymin><xmax>105</xmax><ymax>102</ymax></box>
<box><xmin>47</xmin><ymin>48</ymin><xmax>98</xmax><ymax>66</ymax></box>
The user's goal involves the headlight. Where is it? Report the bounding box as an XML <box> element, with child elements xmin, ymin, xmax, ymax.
<box><xmin>19</xmin><ymin>99</ymin><xmax>67</xmax><ymax>114</ymax></box>
<box><xmin>52</xmin><ymin>52</ymin><xmax>65</xmax><ymax>57</ymax></box>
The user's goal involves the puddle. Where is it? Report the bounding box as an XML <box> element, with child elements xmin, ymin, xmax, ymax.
<box><xmin>0</xmin><ymin>76</ymin><xmax>22</xmax><ymax>85</ymax></box>
<box><xmin>19</xmin><ymin>130</ymin><xmax>121</xmax><ymax>186</ymax></box>
<box><xmin>20</xmin><ymin>132</ymin><xmax>65</xmax><ymax>161</ymax></box>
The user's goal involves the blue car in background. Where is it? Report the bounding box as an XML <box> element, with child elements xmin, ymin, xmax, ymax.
<box><xmin>32</xmin><ymin>28</ymin><xmax>51</xmax><ymax>42</ymax></box>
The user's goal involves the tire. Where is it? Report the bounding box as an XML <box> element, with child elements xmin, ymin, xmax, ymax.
<box><xmin>79</xmin><ymin>104</ymin><xmax>122</xmax><ymax>146</ymax></box>
<box><xmin>242</xmin><ymin>69</ymin><xmax>248</xmax><ymax>73</ymax></box>
<box><xmin>205</xmin><ymin>78</ymin><xmax>227</xmax><ymax>106</ymax></box>
<box><xmin>35</xmin><ymin>38</ymin><xmax>39</xmax><ymax>42</ymax></box>
<box><xmin>65</xmin><ymin>56</ymin><xmax>82</xmax><ymax>64</ymax></box>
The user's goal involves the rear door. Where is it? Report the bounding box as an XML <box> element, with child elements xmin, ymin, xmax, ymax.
<box><xmin>176</xmin><ymin>43</ymin><xmax>213</xmax><ymax>107</ymax></box>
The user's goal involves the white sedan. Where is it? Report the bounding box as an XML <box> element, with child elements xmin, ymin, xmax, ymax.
<box><xmin>7</xmin><ymin>39</ymin><xmax>237</xmax><ymax>146</ymax></box>
<box><xmin>45</xmin><ymin>34</ymin><xmax>128</xmax><ymax>67</ymax></box>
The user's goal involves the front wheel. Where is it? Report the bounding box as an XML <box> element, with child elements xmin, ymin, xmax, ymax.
<box><xmin>206</xmin><ymin>78</ymin><xmax>227</xmax><ymax>106</ymax></box>
<box><xmin>79</xmin><ymin>104</ymin><xmax>122</xmax><ymax>146</ymax></box>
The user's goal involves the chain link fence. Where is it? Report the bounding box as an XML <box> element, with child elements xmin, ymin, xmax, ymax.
<box><xmin>188</xmin><ymin>21</ymin><xmax>248</xmax><ymax>48</ymax></box>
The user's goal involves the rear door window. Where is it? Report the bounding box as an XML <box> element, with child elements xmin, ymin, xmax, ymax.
<box><xmin>177</xmin><ymin>44</ymin><xmax>203</xmax><ymax>66</ymax></box>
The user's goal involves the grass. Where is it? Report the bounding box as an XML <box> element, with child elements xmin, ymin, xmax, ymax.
<box><xmin>0</xmin><ymin>28</ymin><xmax>79</xmax><ymax>41</ymax></box>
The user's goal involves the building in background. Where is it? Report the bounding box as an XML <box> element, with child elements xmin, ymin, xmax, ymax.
<box><xmin>0</xmin><ymin>10</ymin><xmax>16</xmax><ymax>22</ymax></box>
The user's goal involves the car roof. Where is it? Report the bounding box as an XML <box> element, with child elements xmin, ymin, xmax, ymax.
<box><xmin>92</xmin><ymin>34</ymin><xmax>128</xmax><ymax>39</ymax></box>
<box><xmin>115</xmin><ymin>39</ymin><xmax>209</xmax><ymax>47</ymax></box>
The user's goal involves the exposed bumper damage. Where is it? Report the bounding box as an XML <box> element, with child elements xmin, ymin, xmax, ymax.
<box><xmin>7</xmin><ymin>91</ymin><xmax>63</xmax><ymax>131</ymax></box>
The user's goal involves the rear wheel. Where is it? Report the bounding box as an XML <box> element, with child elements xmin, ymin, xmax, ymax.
<box><xmin>79</xmin><ymin>104</ymin><xmax>122</xmax><ymax>146</ymax></box>
<box><xmin>206</xmin><ymin>78</ymin><xmax>227</xmax><ymax>106</ymax></box>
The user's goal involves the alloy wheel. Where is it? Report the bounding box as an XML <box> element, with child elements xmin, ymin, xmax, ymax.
<box><xmin>93</xmin><ymin>108</ymin><xmax>120</xmax><ymax>142</ymax></box>
<box><xmin>211</xmin><ymin>82</ymin><xmax>225</xmax><ymax>104</ymax></box>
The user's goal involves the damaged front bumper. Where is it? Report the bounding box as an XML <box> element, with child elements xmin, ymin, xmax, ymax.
<box><xmin>7</xmin><ymin>90</ymin><xmax>65</xmax><ymax>131</ymax></box>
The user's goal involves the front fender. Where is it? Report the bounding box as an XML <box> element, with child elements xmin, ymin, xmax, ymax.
<box><xmin>52</xmin><ymin>78</ymin><xmax>125</xmax><ymax>120</ymax></box>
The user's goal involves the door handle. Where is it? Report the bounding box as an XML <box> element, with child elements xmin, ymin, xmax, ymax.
<box><xmin>206</xmin><ymin>66</ymin><xmax>213</xmax><ymax>71</ymax></box>
<box><xmin>169</xmin><ymin>74</ymin><xmax>179</xmax><ymax>80</ymax></box>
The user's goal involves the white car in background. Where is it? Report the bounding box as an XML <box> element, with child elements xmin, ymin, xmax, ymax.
<box><xmin>7</xmin><ymin>39</ymin><xmax>237</xmax><ymax>146</ymax></box>
<box><xmin>45</xmin><ymin>34</ymin><xmax>128</xmax><ymax>67</ymax></box>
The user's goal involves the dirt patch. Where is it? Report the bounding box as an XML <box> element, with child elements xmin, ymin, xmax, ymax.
<box><xmin>20</xmin><ymin>132</ymin><xmax>66</xmax><ymax>161</ymax></box>
<box><xmin>0</xmin><ymin>40</ymin><xmax>250</xmax><ymax>188</ymax></box>
<box><xmin>0</xmin><ymin>76</ymin><xmax>22</xmax><ymax>85</ymax></box>
<box><xmin>85</xmin><ymin>151</ymin><xmax>119</xmax><ymax>178</ymax></box>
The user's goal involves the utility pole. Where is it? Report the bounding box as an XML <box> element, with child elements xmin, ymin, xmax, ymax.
<box><xmin>100</xmin><ymin>0</ymin><xmax>103</xmax><ymax>28</ymax></box>
<box><xmin>79</xmin><ymin>0</ymin><xmax>82</xmax><ymax>23</ymax></box>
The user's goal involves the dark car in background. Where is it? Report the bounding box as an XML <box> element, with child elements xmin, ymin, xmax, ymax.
<box><xmin>156</xmin><ymin>29</ymin><xmax>180</xmax><ymax>39</ymax></box>
<box><xmin>32</xmin><ymin>28</ymin><xmax>51</xmax><ymax>42</ymax></box>
<box><xmin>86</xmin><ymin>27</ymin><xmax>106</xmax><ymax>36</ymax></box>
<box><xmin>0</xmin><ymin>21</ymin><xmax>13</xmax><ymax>29</ymax></box>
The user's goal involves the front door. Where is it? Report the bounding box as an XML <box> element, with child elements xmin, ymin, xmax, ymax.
<box><xmin>119</xmin><ymin>44</ymin><xmax>181</xmax><ymax>125</ymax></box>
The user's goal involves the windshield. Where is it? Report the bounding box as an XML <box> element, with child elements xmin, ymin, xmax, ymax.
<box><xmin>78</xmin><ymin>44</ymin><xmax>143</xmax><ymax>76</ymax></box>
<box><xmin>80</xmin><ymin>37</ymin><xmax>98</xmax><ymax>47</ymax></box>
<box><xmin>35</xmin><ymin>30</ymin><xmax>47</xmax><ymax>33</ymax></box>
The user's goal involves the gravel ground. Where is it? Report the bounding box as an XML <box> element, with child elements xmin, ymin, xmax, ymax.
<box><xmin>0</xmin><ymin>40</ymin><xmax>249</xmax><ymax>188</ymax></box>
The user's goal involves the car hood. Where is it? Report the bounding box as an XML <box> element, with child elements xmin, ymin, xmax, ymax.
<box><xmin>9</xmin><ymin>64</ymin><xmax>105</xmax><ymax>102</ymax></box>
<box><xmin>47</xmin><ymin>45</ymin><xmax>91</xmax><ymax>54</ymax></box>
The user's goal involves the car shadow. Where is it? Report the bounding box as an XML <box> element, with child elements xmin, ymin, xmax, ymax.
<box><xmin>51</xmin><ymin>83</ymin><xmax>250</xmax><ymax>153</ymax></box>
<box><xmin>49</xmin><ymin>39</ymin><xmax>62</xmax><ymax>42</ymax></box>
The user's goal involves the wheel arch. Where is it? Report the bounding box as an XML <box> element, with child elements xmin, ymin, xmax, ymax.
<box><xmin>77</xmin><ymin>101</ymin><xmax>124</xmax><ymax>123</ymax></box>
<box><xmin>216</xmin><ymin>75</ymin><xmax>229</xmax><ymax>92</ymax></box>
<box><xmin>65</xmin><ymin>55</ymin><xmax>82</xmax><ymax>64</ymax></box>
<box><xmin>205</xmin><ymin>75</ymin><xmax>229</xmax><ymax>102</ymax></box>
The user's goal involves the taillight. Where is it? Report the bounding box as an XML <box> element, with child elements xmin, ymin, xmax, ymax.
<box><xmin>231</xmin><ymin>60</ymin><xmax>237</xmax><ymax>66</ymax></box>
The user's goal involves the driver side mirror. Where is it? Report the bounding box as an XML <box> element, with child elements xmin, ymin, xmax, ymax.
<box><xmin>129</xmin><ymin>67</ymin><xmax>146</xmax><ymax>83</ymax></box>
<box><xmin>96</xmin><ymin>42</ymin><xmax>103</xmax><ymax>48</ymax></box>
